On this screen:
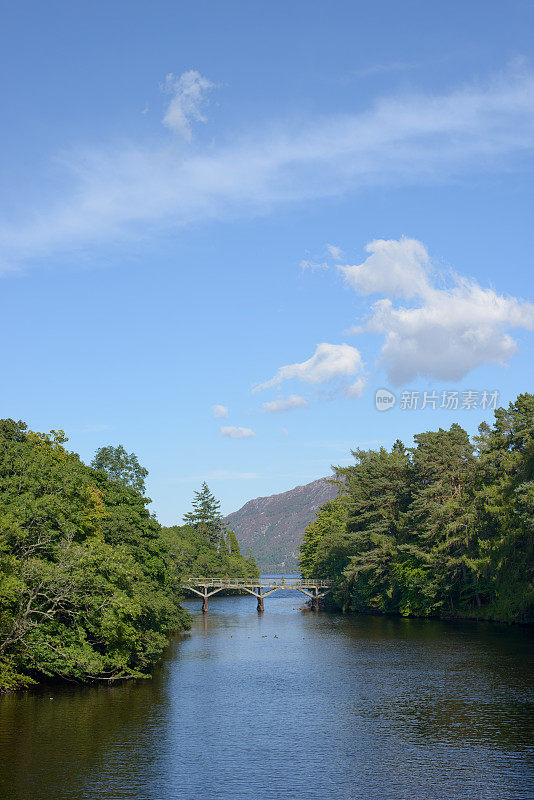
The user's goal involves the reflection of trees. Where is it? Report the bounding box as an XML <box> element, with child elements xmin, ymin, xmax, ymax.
<box><xmin>0</xmin><ymin>640</ymin><xmax>184</xmax><ymax>800</ymax></box>
<box><xmin>1</xmin><ymin>610</ymin><xmax>532</xmax><ymax>800</ymax></box>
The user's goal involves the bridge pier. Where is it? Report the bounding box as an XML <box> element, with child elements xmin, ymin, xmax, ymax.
<box><xmin>182</xmin><ymin>578</ymin><xmax>332</xmax><ymax>613</ymax></box>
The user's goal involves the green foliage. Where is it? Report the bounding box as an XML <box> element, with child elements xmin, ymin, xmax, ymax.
<box><xmin>299</xmin><ymin>497</ymin><xmax>347</xmax><ymax>579</ymax></box>
<box><xmin>163</xmin><ymin>484</ymin><xmax>259</xmax><ymax>585</ymax></box>
<box><xmin>182</xmin><ymin>482</ymin><xmax>225</xmax><ymax>545</ymax></box>
<box><xmin>299</xmin><ymin>394</ymin><xmax>534</xmax><ymax>623</ymax></box>
<box><xmin>227</xmin><ymin>530</ymin><xmax>241</xmax><ymax>557</ymax></box>
<box><xmin>91</xmin><ymin>445</ymin><xmax>149</xmax><ymax>495</ymax></box>
<box><xmin>162</xmin><ymin>524</ymin><xmax>259</xmax><ymax>582</ymax></box>
<box><xmin>0</xmin><ymin>422</ymin><xmax>188</xmax><ymax>691</ymax></box>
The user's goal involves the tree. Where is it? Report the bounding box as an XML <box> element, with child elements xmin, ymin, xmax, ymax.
<box><xmin>339</xmin><ymin>446</ymin><xmax>410</xmax><ymax>613</ymax></box>
<box><xmin>298</xmin><ymin>394</ymin><xmax>534</xmax><ymax>624</ymax></box>
<box><xmin>227</xmin><ymin>530</ymin><xmax>241</xmax><ymax>557</ymax></box>
<box><xmin>406</xmin><ymin>424</ymin><xmax>477</xmax><ymax>615</ymax></box>
<box><xmin>0</xmin><ymin>420</ymin><xmax>188</xmax><ymax>691</ymax></box>
<box><xmin>183</xmin><ymin>483</ymin><xmax>225</xmax><ymax>545</ymax></box>
<box><xmin>472</xmin><ymin>393</ymin><xmax>534</xmax><ymax>621</ymax></box>
<box><xmin>91</xmin><ymin>445</ymin><xmax>149</xmax><ymax>494</ymax></box>
<box><xmin>299</xmin><ymin>497</ymin><xmax>346</xmax><ymax>578</ymax></box>
<box><xmin>219</xmin><ymin>532</ymin><xmax>230</xmax><ymax>560</ymax></box>
<box><xmin>161</xmin><ymin>524</ymin><xmax>259</xmax><ymax>580</ymax></box>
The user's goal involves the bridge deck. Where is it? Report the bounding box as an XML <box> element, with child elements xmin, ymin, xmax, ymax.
<box><xmin>181</xmin><ymin>577</ymin><xmax>333</xmax><ymax>612</ymax></box>
<box><xmin>182</xmin><ymin>577</ymin><xmax>332</xmax><ymax>589</ymax></box>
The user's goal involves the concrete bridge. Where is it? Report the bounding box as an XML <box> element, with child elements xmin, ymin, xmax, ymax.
<box><xmin>182</xmin><ymin>577</ymin><xmax>333</xmax><ymax>612</ymax></box>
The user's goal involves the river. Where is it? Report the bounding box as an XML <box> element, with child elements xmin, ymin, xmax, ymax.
<box><xmin>0</xmin><ymin>582</ymin><xmax>533</xmax><ymax>800</ymax></box>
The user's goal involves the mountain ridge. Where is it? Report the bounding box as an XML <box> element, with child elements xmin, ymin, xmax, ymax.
<box><xmin>225</xmin><ymin>477</ymin><xmax>338</xmax><ymax>571</ymax></box>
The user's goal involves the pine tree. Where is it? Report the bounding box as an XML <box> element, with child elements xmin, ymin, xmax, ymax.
<box><xmin>183</xmin><ymin>482</ymin><xmax>225</xmax><ymax>545</ymax></box>
<box><xmin>227</xmin><ymin>530</ymin><xmax>241</xmax><ymax>557</ymax></box>
<box><xmin>340</xmin><ymin>446</ymin><xmax>410</xmax><ymax>613</ymax></box>
<box><xmin>406</xmin><ymin>424</ymin><xmax>477</xmax><ymax>615</ymax></box>
<box><xmin>473</xmin><ymin>394</ymin><xmax>534</xmax><ymax>621</ymax></box>
<box><xmin>298</xmin><ymin>394</ymin><xmax>534</xmax><ymax>623</ymax></box>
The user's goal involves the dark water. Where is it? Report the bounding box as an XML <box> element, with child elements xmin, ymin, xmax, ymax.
<box><xmin>1</xmin><ymin>585</ymin><xmax>533</xmax><ymax>800</ymax></box>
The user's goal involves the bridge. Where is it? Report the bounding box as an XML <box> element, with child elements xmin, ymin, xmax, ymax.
<box><xmin>181</xmin><ymin>577</ymin><xmax>333</xmax><ymax>612</ymax></box>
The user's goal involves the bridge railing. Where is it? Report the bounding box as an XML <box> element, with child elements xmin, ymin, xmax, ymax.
<box><xmin>180</xmin><ymin>576</ymin><xmax>333</xmax><ymax>588</ymax></box>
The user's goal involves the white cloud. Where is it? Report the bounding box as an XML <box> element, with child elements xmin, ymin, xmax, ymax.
<box><xmin>300</xmin><ymin>258</ymin><xmax>329</xmax><ymax>270</ymax></box>
<box><xmin>340</xmin><ymin>238</ymin><xmax>432</xmax><ymax>299</ymax></box>
<box><xmin>345</xmin><ymin>378</ymin><xmax>366</xmax><ymax>398</ymax></box>
<box><xmin>342</xmin><ymin>238</ymin><xmax>534</xmax><ymax>384</ymax></box>
<box><xmin>280</xmin><ymin>427</ymin><xmax>289</xmax><ymax>436</ymax></box>
<box><xmin>221</xmin><ymin>425</ymin><xmax>256</xmax><ymax>439</ymax></box>
<box><xmin>162</xmin><ymin>70</ymin><xmax>214</xmax><ymax>140</ymax></box>
<box><xmin>301</xmin><ymin>244</ymin><xmax>343</xmax><ymax>271</ymax></box>
<box><xmin>327</xmin><ymin>244</ymin><xmax>344</xmax><ymax>260</ymax></box>
<box><xmin>262</xmin><ymin>394</ymin><xmax>308</xmax><ymax>413</ymax></box>
<box><xmin>212</xmin><ymin>404</ymin><xmax>228</xmax><ymax>418</ymax></box>
<box><xmin>3</xmin><ymin>65</ymin><xmax>534</xmax><ymax>269</ymax></box>
<box><xmin>254</xmin><ymin>343</ymin><xmax>364</xmax><ymax>392</ymax></box>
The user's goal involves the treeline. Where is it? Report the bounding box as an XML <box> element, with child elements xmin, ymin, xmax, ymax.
<box><xmin>162</xmin><ymin>482</ymin><xmax>260</xmax><ymax>580</ymax></box>
<box><xmin>300</xmin><ymin>393</ymin><xmax>534</xmax><ymax>624</ymax></box>
<box><xmin>0</xmin><ymin>421</ymin><xmax>190</xmax><ymax>691</ymax></box>
<box><xmin>0</xmin><ymin>422</ymin><xmax>255</xmax><ymax>692</ymax></box>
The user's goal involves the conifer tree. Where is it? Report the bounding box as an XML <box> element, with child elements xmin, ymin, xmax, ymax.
<box><xmin>340</xmin><ymin>446</ymin><xmax>410</xmax><ymax>612</ymax></box>
<box><xmin>227</xmin><ymin>530</ymin><xmax>241</xmax><ymax>556</ymax></box>
<box><xmin>183</xmin><ymin>482</ymin><xmax>225</xmax><ymax>544</ymax></box>
<box><xmin>406</xmin><ymin>423</ymin><xmax>477</xmax><ymax>615</ymax></box>
<box><xmin>298</xmin><ymin>393</ymin><xmax>534</xmax><ymax>623</ymax></box>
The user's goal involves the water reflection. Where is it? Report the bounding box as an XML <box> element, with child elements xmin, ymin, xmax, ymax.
<box><xmin>0</xmin><ymin>591</ymin><xmax>532</xmax><ymax>800</ymax></box>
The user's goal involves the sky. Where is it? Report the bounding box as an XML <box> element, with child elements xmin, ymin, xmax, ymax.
<box><xmin>1</xmin><ymin>0</ymin><xmax>534</xmax><ymax>521</ymax></box>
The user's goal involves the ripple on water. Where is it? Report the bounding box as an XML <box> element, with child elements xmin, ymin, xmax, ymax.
<box><xmin>0</xmin><ymin>591</ymin><xmax>532</xmax><ymax>800</ymax></box>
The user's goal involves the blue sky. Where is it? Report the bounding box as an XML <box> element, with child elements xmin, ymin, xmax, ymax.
<box><xmin>2</xmin><ymin>0</ymin><xmax>534</xmax><ymax>521</ymax></box>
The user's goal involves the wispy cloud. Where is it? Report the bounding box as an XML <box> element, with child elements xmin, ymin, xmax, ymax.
<box><xmin>345</xmin><ymin>378</ymin><xmax>366</xmax><ymax>398</ymax></box>
<box><xmin>262</xmin><ymin>394</ymin><xmax>308</xmax><ymax>413</ymax></box>
<box><xmin>300</xmin><ymin>258</ymin><xmax>329</xmax><ymax>271</ymax></box>
<box><xmin>212</xmin><ymin>404</ymin><xmax>228</xmax><ymax>418</ymax></box>
<box><xmin>301</xmin><ymin>243</ymin><xmax>344</xmax><ymax>271</ymax></box>
<box><xmin>326</xmin><ymin>244</ymin><xmax>344</xmax><ymax>261</ymax></box>
<box><xmin>162</xmin><ymin>70</ymin><xmax>214</xmax><ymax>140</ymax></box>
<box><xmin>221</xmin><ymin>425</ymin><xmax>256</xmax><ymax>439</ymax></box>
<box><xmin>2</xmin><ymin>64</ymin><xmax>534</xmax><ymax>271</ymax></box>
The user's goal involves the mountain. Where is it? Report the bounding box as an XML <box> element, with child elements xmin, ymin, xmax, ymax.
<box><xmin>225</xmin><ymin>477</ymin><xmax>338</xmax><ymax>572</ymax></box>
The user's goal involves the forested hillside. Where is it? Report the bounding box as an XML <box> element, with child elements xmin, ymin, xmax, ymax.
<box><xmin>300</xmin><ymin>394</ymin><xmax>534</xmax><ymax>624</ymax></box>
